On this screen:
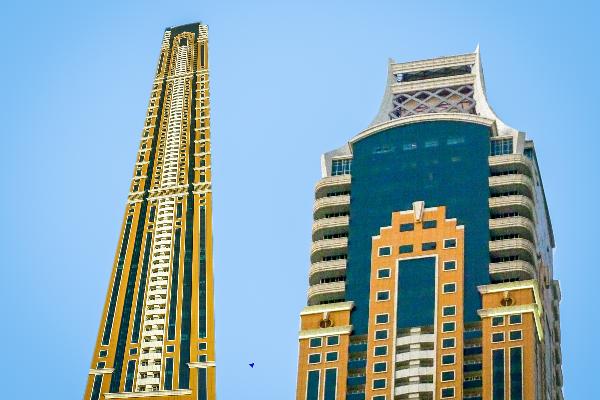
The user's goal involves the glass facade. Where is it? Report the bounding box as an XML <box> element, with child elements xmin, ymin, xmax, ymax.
<box><xmin>324</xmin><ymin>369</ymin><xmax>337</xmax><ymax>400</ymax></box>
<box><xmin>307</xmin><ymin>370</ymin><xmax>320</xmax><ymax>400</ymax></box>
<box><xmin>510</xmin><ymin>347</ymin><xmax>523</xmax><ymax>400</ymax></box>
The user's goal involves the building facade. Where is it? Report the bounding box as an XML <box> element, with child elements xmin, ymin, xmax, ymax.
<box><xmin>296</xmin><ymin>50</ymin><xmax>563</xmax><ymax>400</ymax></box>
<box><xmin>84</xmin><ymin>23</ymin><xmax>216</xmax><ymax>400</ymax></box>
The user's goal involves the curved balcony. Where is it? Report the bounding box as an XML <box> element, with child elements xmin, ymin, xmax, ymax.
<box><xmin>312</xmin><ymin>216</ymin><xmax>350</xmax><ymax>241</ymax></box>
<box><xmin>489</xmin><ymin>195</ymin><xmax>535</xmax><ymax>221</ymax></box>
<box><xmin>307</xmin><ymin>281</ymin><xmax>345</xmax><ymax>306</ymax></box>
<box><xmin>310</xmin><ymin>237</ymin><xmax>348</xmax><ymax>263</ymax></box>
<box><xmin>490</xmin><ymin>216</ymin><xmax>536</xmax><ymax>243</ymax></box>
<box><xmin>394</xmin><ymin>382</ymin><xmax>435</xmax><ymax>397</ymax></box>
<box><xmin>490</xmin><ymin>260</ymin><xmax>536</xmax><ymax>281</ymax></box>
<box><xmin>489</xmin><ymin>174</ymin><xmax>534</xmax><ymax>199</ymax></box>
<box><xmin>309</xmin><ymin>259</ymin><xmax>347</xmax><ymax>285</ymax></box>
<box><xmin>489</xmin><ymin>154</ymin><xmax>534</xmax><ymax>178</ymax></box>
<box><xmin>489</xmin><ymin>238</ymin><xmax>536</xmax><ymax>264</ymax></box>
<box><xmin>315</xmin><ymin>175</ymin><xmax>351</xmax><ymax>199</ymax></box>
<box><xmin>313</xmin><ymin>195</ymin><xmax>350</xmax><ymax>219</ymax></box>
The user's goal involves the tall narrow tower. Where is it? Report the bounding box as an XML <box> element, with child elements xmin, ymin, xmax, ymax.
<box><xmin>84</xmin><ymin>23</ymin><xmax>216</xmax><ymax>400</ymax></box>
<box><xmin>296</xmin><ymin>50</ymin><xmax>563</xmax><ymax>400</ymax></box>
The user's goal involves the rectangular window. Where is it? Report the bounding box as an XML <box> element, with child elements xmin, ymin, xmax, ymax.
<box><xmin>309</xmin><ymin>337</ymin><xmax>322</xmax><ymax>348</ymax></box>
<box><xmin>374</xmin><ymin>345</ymin><xmax>387</xmax><ymax>356</ymax></box>
<box><xmin>399</xmin><ymin>244</ymin><xmax>413</xmax><ymax>254</ymax></box>
<box><xmin>509</xmin><ymin>330</ymin><xmax>523</xmax><ymax>341</ymax></box>
<box><xmin>444</xmin><ymin>238</ymin><xmax>457</xmax><ymax>248</ymax></box>
<box><xmin>308</xmin><ymin>353</ymin><xmax>321</xmax><ymax>364</ymax></box>
<box><xmin>377</xmin><ymin>268</ymin><xmax>391</xmax><ymax>279</ymax></box>
<box><xmin>443</xmin><ymin>306</ymin><xmax>456</xmax><ymax>316</ymax></box>
<box><xmin>492</xmin><ymin>316</ymin><xmax>505</xmax><ymax>326</ymax></box>
<box><xmin>176</xmin><ymin>202</ymin><xmax>183</xmax><ymax>218</ymax></box>
<box><xmin>400</xmin><ymin>223</ymin><xmax>414</xmax><ymax>232</ymax></box>
<box><xmin>166</xmin><ymin>345</ymin><xmax>175</xmax><ymax>352</ymax></box>
<box><xmin>441</xmin><ymin>354</ymin><xmax>455</xmax><ymax>365</ymax></box>
<box><xmin>331</xmin><ymin>159</ymin><xmax>352</xmax><ymax>176</ymax></box>
<box><xmin>510</xmin><ymin>347</ymin><xmax>523</xmax><ymax>400</ymax></box>
<box><xmin>373</xmin><ymin>378</ymin><xmax>386</xmax><ymax>389</ymax></box>
<box><xmin>492</xmin><ymin>332</ymin><xmax>505</xmax><ymax>343</ymax></box>
<box><xmin>509</xmin><ymin>314</ymin><xmax>522</xmax><ymax>325</ymax></box>
<box><xmin>164</xmin><ymin>357</ymin><xmax>174</xmax><ymax>390</ymax></box>
<box><xmin>376</xmin><ymin>291</ymin><xmax>390</xmax><ymax>301</ymax></box>
<box><xmin>443</xmin><ymin>261</ymin><xmax>456</xmax><ymax>271</ymax></box>
<box><xmin>375</xmin><ymin>314</ymin><xmax>389</xmax><ymax>324</ymax></box>
<box><xmin>378</xmin><ymin>247</ymin><xmax>391</xmax><ymax>256</ymax></box>
<box><xmin>124</xmin><ymin>360</ymin><xmax>135</xmax><ymax>392</ymax></box>
<box><xmin>129</xmin><ymin>348</ymin><xmax>137</xmax><ymax>355</ymax></box>
<box><xmin>326</xmin><ymin>351</ymin><xmax>338</xmax><ymax>362</ymax></box>
<box><xmin>375</xmin><ymin>329</ymin><xmax>388</xmax><ymax>340</ymax></box>
<box><xmin>442</xmin><ymin>338</ymin><xmax>456</xmax><ymax>349</ymax></box>
<box><xmin>441</xmin><ymin>387</ymin><xmax>455</xmax><ymax>398</ymax></box>
<box><xmin>423</xmin><ymin>220</ymin><xmax>437</xmax><ymax>229</ymax></box>
<box><xmin>373</xmin><ymin>362</ymin><xmax>387</xmax><ymax>373</ymax></box>
<box><xmin>442</xmin><ymin>322</ymin><xmax>456</xmax><ymax>332</ymax></box>
<box><xmin>422</xmin><ymin>242</ymin><xmax>437</xmax><ymax>251</ymax></box>
<box><xmin>324</xmin><ymin>368</ymin><xmax>337</xmax><ymax>400</ymax></box>
<box><xmin>198</xmin><ymin>342</ymin><xmax>207</xmax><ymax>350</ymax></box>
<box><xmin>373</xmin><ymin>396</ymin><xmax>386</xmax><ymax>400</ymax></box>
<box><xmin>326</xmin><ymin>336</ymin><xmax>339</xmax><ymax>346</ymax></box>
<box><xmin>307</xmin><ymin>370</ymin><xmax>320</xmax><ymax>400</ymax></box>
<box><xmin>441</xmin><ymin>370</ymin><xmax>455</xmax><ymax>382</ymax></box>
<box><xmin>99</xmin><ymin>350</ymin><xmax>107</xmax><ymax>357</ymax></box>
<box><xmin>493</xmin><ymin>349</ymin><xmax>505</xmax><ymax>400</ymax></box>
<box><xmin>490</xmin><ymin>138</ymin><xmax>514</xmax><ymax>156</ymax></box>
<box><xmin>198</xmin><ymin>355</ymin><xmax>207</xmax><ymax>362</ymax></box>
<box><xmin>96</xmin><ymin>362</ymin><xmax>105</xmax><ymax>369</ymax></box>
<box><xmin>443</xmin><ymin>283</ymin><xmax>456</xmax><ymax>293</ymax></box>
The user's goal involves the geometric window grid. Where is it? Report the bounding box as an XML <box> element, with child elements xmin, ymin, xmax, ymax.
<box><xmin>331</xmin><ymin>158</ymin><xmax>352</xmax><ymax>176</ymax></box>
<box><xmin>490</xmin><ymin>138</ymin><xmax>514</xmax><ymax>156</ymax></box>
<box><xmin>389</xmin><ymin>85</ymin><xmax>475</xmax><ymax>120</ymax></box>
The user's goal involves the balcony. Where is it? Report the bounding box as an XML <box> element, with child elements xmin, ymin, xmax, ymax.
<box><xmin>490</xmin><ymin>260</ymin><xmax>536</xmax><ymax>281</ymax></box>
<box><xmin>489</xmin><ymin>174</ymin><xmax>534</xmax><ymax>199</ymax></box>
<box><xmin>315</xmin><ymin>175</ymin><xmax>351</xmax><ymax>199</ymax></box>
<box><xmin>312</xmin><ymin>216</ymin><xmax>350</xmax><ymax>241</ymax></box>
<box><xmin>489</xmin><ymin>195</ymin><xmax>535</xmax><ymax>221</ymax></box>
<box><xmin>489</xmin><ymin>238</ymin><xmax>536</xmax><ymax>264</ymax></box>
<box><xmin>307</xmin><ymin>281</ymin><xmax>345</xmax><ymax>306</ymax></box>
<box><xmin>489</xmin><ymin>154</ymin><xmax>534</xmax><ymax>178</ymax></box>
<box><xmin>310</xmin><ymin>237</ymin><xmax>348</xmax><ymax>263</ymax></box>
<box><xmin>394</xmin><ymin>382</ymin><xmax>434</xmax><ymax>397</ymax></box>
<box><xmin>313</xmin><ymin>195</ymin><xmax>350</xmax><ymax>220</ymax></box>
<box><xmin>309</xmin><ymin>259</ymin><xmax>347</xmax><ymax>286</ymax></box>
<box><xmin>490</xmin><ymin>216</ymin><xmax>536</xmax><ymax>243</ymax></box>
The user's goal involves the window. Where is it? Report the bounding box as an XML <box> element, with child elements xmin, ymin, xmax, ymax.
<box><xmin>326</xmin><ymin>336</ymin><xmax>339</xmax><ymax>346</ymax></box>
<box><xmin>441</xmin><ymin>370</ymin><xmax>455</xmax><ymax>382</ymax></box>
<box><xmin>442</xmin><ymin>338</ymin><xmax>456</xmax><ymax>349</ymax></box>
<box><xmin>374</xmin><ymin>345</ymin><xmax>387</xmax><ymax>356</ymax></box>
<box><xmin>443</xmin><ymin>283</ymin><xmax>456</xmax><ymax>293</ymax></box>
<box><xmin>493</xmin><ymin>349</ymin><xmax>505</xmax><ymax>400</ymax></box>
<box><xmin>442</xmin><ymin>322</ymin><xmax>456</xmax><ymax>332</ymax></box>
<box><xmin>509</xmin><ymin>314</ymin><xmax>522</xmax><ymax>325</ymax></box>
<box><xmin>99</xmin><ymin>350</ymin><xmax>107</xmax><ymax>358</ymax></box>
<box><xmin>198</xmin><ymin>342</ymin><xmax>207</xmax><ymax>350</ymax></box>
<box><xmin>444</xmin><ymin>239</ymin><xmax>457</xmax><ymax>249</ymax></box>
<box><xmin>129</xmin><ymin>348</ymin><xmax>137</xmax><ymax>355</ymax></box>
<box><xmin>377</xmin><ymin>268</ymin><xmax>391</xmax><ymax>279</ymax></box>
<box><xmin>400</xmin><ymin>223</ymin><xmax>414</xmax><ymax>232</ymax></box>
<box><xmin>399</xmin><ymin>244</ymin><xmax>413</xmax><ymax>254</ymax></box>
<box><xmin>378</xmin><ymin>247</ymin><xmax>391</xmax><ymax>257</ymax></box>
<box><xmin>447</xmin><ymin>136</ymin><xmax>465</xmax><ymax>145</ymax></box>
<box><xmin>166</xmin><ymin>345</ymin><xmax>175</xmax><ymax>352</ymax></box>
<box><xmin>422</xmin><ymin>242</ymin><xmax>437</xmax><ymax>251</ymax></box>
<box><xmin>198</xmin><ymin>355</ymin><xmax>207</xmax><ymax>362</ymax></box>
<box><xmin>492</xmin><ymin>316</ymin><xmax>505</xmax><ymax>326</ymax></box>
<box><xmin>332</xmin><ymin>159</ymin><xmax>352</xmax><ymax>176</ymax></box>
<box><xmin>373</xmin><ymin>362</ymin><xmax>387</xmax><ymax>373</ymax></box>
<box><xmin>373</xmin><ymin>379</ymin><xmax>386</xmax><ymax>389</ymax></box>
<box><xmin>490</xmin><ymin>138</ymin><xmax>513</xmax><ymax>156</ymax></box>
<box><xmin>510</xmin><ymin>347</ymin><xmax>523</xmax><ymax>400</ymax></box>
<box><xmin>309</xmin><ymin>338</ymin><xmax>322</xmax><ymax>348</ymax></box>
<box><xmin>307</xmin><ymin>370</ymin><xmax>320</xmax><ymax>400</ymax></box>
<box><xmin>509</xmin><ymin>330</ymin><xmax>523</xmax><ymax>341</ymax></box>
<box><xmin>96</xmin><ymin>362</ymin><xmax>106</xmax><ymax>369</ymax></box>
<box><xmin>375</xmin><ymin>314</ymin><xmax>389</xmax><ymax>324</ymax></box>
<box><xmin>164</xmin><ymin>357</ymin><xmax>174</xmax><ymax>390</ymax></box>
<box><xmin>443</xmin><ymin>306</ymin><xmax>456</xmax><ymax>316</ymax></box>
<box><xmin>492</xmin><ymin>332</ymin><xmax>505</xmax><ymax>343</ymax></box>
<box><xmin>443</xmin><ymin>261</ymin><xmax>456</xmax><ymax>271</ymax></box>
<box><xmin>402</xmin><ymin>142</ymin><xmax>417</xmax><ymax>151</ymax></box>
<box><xmin>375</xmin><ymin>329</ymin><xmax>388</xmax><ymax>340</ymax></box>
<box><xmin>423</xmin><ymin>220</ymin><xmax>437</xmax><ymax>229</ymax></box>
<box><xmin>441</xmin><ymin>387</ymin><xmax>455</xmax><ymax>398</ymax></box>
<box><xmin>441</xmin><ymin>354</ymin><xmax>455</xmax><ymax>365</ymax></box>
<box><xmin>326</xmin><ymin>352</ymin><xmax>338</xmax><ymax>362</ymax></box>
<box><xmin>376</xmin><ymin>291</ymin><xmax>390</xmax><ymax>301</ymax></box>
<box><xmin>373</xmin><ymin>396</ymin><xmax>386</xmax><ymax>400</ymax></box>
<box><xmin>308</xmin><ymin>353</ymin><xmax>321</xmax><ymax>364</ymax></box>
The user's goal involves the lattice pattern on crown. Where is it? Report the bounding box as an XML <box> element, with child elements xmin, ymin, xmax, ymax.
<box><xmin>389</xmin><ymin>84</ymin><xmax>475</xmax><ymax>119</ymax></box>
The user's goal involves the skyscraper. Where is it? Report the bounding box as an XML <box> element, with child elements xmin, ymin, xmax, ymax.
<box><xmin>84</xmin><ymin>23</ymin><xmax>216</xmax><ymax>400</ymax></box>
<box><xmin>296</xmin><ymin>49</ymin><xmax>563</xmax><ymax>400</ymax></box>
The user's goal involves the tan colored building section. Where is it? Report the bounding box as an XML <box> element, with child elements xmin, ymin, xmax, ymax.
<box><xmin>365</xmin><ymin>204</ymin><xmax>465</xmax><ymax>400</ymax></box>
<box><xmin>296</xmin><ymin>302</ymin><xmax>353</xmax><ymax>400</ymax></box>
<box><xmin>479</xmin><ymin>281</ymin><xmax>542</xmax><ymax>400</ymax></box>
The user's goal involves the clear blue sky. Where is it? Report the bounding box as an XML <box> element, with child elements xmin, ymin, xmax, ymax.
<box><xmin>1</xmin><ymin>0</ymin><xmax>598</xmax><ymax>398</ymax></box>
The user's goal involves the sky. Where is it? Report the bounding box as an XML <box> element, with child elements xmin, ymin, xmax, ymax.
<box><xmin>1</xmin><ymin>0</ymin><xmax>598</xmax><ymax>398</ymax></box>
